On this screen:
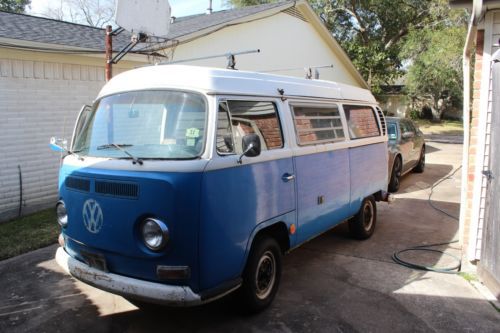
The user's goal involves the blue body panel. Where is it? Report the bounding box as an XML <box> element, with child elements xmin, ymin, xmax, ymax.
<box><xmin>59</xmin><ymin>164</ymin><xmax>203</xmax><ymax>292</ymax></box>
<box><xmin>349</xmin><ymin>143</ymin><xmax>388</xmax><ymax>207</ymax></box>
<box><xmin>199</xmin><ymin>157</ymin><xmax>296</xmax><ymax>290</ymax></box>
<box><xmin>294</xmin><ymin>149</ymin><xmax>353</xmax><ymax>243</ymax></box>
<box><xmin>58</xmin><ymin>143</ymin><xmax>387</xmax><ymax>296</ymax></box>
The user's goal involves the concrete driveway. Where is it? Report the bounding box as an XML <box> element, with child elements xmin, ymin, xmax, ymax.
<box><xmin>0</xmin><ymin>142</ymin><xmax>498</xmax><ymax>332</ymax></box>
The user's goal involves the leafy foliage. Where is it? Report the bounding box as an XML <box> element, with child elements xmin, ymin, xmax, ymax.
<box><xmin>402</xmin><ymin>10</ymin><xmax>468</xmax><ymax>118</ymax></box>
<box><xmin>226</xmin><ymin>0</ymin><xmax>277</xmax><ymax>7</ymax></box>
<box><xmin>0</xmin><ymin>0</ymin><xmax>30</xmax><ymax>13</ymax></box>
<box><xmin>309</xmin><ymin>0</ymin><xmax>457</xmax><ymax>92</ymax></box>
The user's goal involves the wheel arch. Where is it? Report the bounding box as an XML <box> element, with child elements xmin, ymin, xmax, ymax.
<box><xmin>390</xmin><ymin>153</ymin><xmax>403</xmax><ymax>175</ymax></box>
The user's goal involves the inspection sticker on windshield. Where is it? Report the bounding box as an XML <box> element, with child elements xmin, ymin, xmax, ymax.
<box><xmin>185</xmin><ymin>128</ymin><xmax>200</xmax><ymax>138</ymax></box>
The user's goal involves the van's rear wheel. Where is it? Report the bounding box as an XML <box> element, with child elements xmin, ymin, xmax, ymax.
<box><xmin>348</xmin><ymin>196</ymin><xmax>377</xmax><ymax>240</ymax></box>
<box><xmin>238</xmin><ymin>237</ymin><xmax>282</xmax><ymax>313</ymax></box>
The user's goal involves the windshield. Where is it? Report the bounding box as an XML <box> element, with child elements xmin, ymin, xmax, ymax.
<box><xmin>73</xmin><ymin>90</ymin><xmax>207</xmax><ymax>159</ymax></box>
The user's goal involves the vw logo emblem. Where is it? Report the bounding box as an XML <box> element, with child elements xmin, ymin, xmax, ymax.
<box><xmin>82</xmin><ymin>199</ymin><xmax>104</xmax><ymax>234</ymax></box>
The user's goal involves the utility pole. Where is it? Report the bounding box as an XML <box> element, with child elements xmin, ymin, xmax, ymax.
<box><xmin>105</xmin><ymin>25</ymin><xmax>113</xmax><ymax>81</ymax></box>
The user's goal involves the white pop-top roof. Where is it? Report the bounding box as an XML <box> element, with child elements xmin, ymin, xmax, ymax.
<box><xmin>98</xmin><ymin>65</ymin><xmax>376</xmax><ymax>103</ymax></box>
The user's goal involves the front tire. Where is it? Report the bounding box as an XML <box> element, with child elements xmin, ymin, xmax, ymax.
<box><xmin>238</xmin><ymin>237</ymin><xmax>282</xmax><ymax>313</ymax></box>
<box><xmin>388</xmin><ymin>157</ymin><xmax>402</xmax><ymax>192</ymax></box>
<box><xmin>348</xmin><ymin>196</ymin><xmax>377</xmax><ymax>240</ymax></box>
<box><xmin>413</xmin><ymin>145</ymin><xmax>425</xmax><ymax>173</ymax></box>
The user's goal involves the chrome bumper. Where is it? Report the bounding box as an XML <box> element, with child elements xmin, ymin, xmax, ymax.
<box><xmin>55</xmin><ymin>247</ymin><xmax>202</xmax><ymax>306</ymax></box>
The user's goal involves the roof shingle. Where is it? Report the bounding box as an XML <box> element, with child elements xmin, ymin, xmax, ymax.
<box><xmin>0</xmin><ymin>1</ymin><xmax>293</xmax><ymax>51</ymax></box>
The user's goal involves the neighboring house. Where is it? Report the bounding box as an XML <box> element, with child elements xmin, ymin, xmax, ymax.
<box><xmin>450</xmin><ymin>0</ymin><xmax>500</xmax><ymax>297</ymax></box>
<box><xmin>0</xmin><ymin>0</ymin><xmax>368</xmax><ymax>222</ymax></box>
<box><xmin>378</xmin><ymin>85</ymin><xmax>408</xmax><ymax>117</ymax></box>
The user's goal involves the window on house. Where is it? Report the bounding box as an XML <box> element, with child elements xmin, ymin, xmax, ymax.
<box><xmin>292</xmin><ymin>105</ymin><xmax>345</xmax><ymax>145</ymax></box>
<box><xmin>343</xmin><ymin>105</ymin><xmax>380</xmax><ymax>139</ymax></box>
<box><xmin>216</xmin><ymin>100</ymin><xmax>283</xmax><ymax>154</ymax></box>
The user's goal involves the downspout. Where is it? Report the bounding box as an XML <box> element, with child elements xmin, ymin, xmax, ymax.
<box><xmin>458</xmin><ymin>0</ymin><xmax>483</xmax><ymax>249</ymax></box>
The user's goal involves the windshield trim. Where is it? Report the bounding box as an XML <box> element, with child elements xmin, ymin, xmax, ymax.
<box><xmin>72</xmin><ymin>89</ymin><xmax>209</xmax><ymax>160</ymax></box>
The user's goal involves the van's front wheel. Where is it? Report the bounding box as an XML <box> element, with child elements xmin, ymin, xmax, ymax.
<box><xmin>348</xmin><ymin>196</ymin><xmax>377</xmax><ymax>240</ymax></box>
<box><xmin>238</xmin><ymin>237</ymin><xmax>282</xmax><ymax>313</ymax></box>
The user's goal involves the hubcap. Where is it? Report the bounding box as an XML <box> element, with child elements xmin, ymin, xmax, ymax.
<box><xmin>255</xmin><ymin>251</ymin><xmax>276</xmax><ymax>300</ymax></box>
<box><xmin>363</xmin><ymin>201</ymin><xmax>374</xmax><ymax>231</ymax></box>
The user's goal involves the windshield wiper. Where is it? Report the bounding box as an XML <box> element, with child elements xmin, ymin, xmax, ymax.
<box><xmin>97</xmin><ymin>143</ymin><xmax>143</xmax><ymax>165</ymax></box>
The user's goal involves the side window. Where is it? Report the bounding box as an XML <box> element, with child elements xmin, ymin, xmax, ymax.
<box><xmin>406</xmin><ymin>121</ymin><xmax>416</xmax><ymax>134</ymax></box>
<box><xmin>400</xmin><ymin>121</ymin><xmax>412</xmax><ymax>135</ymax></box>
<box><xmin>216</xmin><ymin>102</ymin><xmax>234</xmax><ymax>154</ymax></box>
<box><xmin>216</xmin><ymin>100</ymin><xmax>283</xmax><ymax>154</ymax></box>
<box><xmin>292</xmin><ymin>105</ymin><xmax>345</xmax><ymax>145</ymax></box>
<box><xmin>344</xmin><ymin>105</ymin><xmax>380</xmax><ymax>139</ymax></box>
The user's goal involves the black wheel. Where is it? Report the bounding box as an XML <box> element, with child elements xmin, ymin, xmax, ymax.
<box><xmin>388</xmin><ymin>156</ymin><xmax>402</xmax><ymax>192</ymax></box>
<box><xmin>238</xmin><ymin>237</ymin><xmax>282</xmax><ymax>313</ymax></box>
<box><xmin>348</xmin><ymin>196</ymin><xmax>377</xmax><ymax>240</ymax></box>
<box><xmin>413</xmin><ymin>145</ymin><xmax>425</xmax><ymax>173</ymax></box>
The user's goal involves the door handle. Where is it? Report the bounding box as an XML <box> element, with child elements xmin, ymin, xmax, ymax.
<box><xmin>282</xmin><ymin>173</ymin><xmax>295</xmax><ymax>182</ymax></box>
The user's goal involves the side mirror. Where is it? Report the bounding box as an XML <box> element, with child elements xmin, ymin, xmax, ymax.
<box><xmin>238</xmin><ymin>134</ymin><xmax>261</xmax><ymax>164</ymax></box>
<box><xmin>402</xmin><ymin>131</ymin><xmax>414</xmax><ymax>139</ymax></box>
<box><xmin>49</xmin><ymin>137</ymin><xmax>68</xmax><ymax>153</ymax></box>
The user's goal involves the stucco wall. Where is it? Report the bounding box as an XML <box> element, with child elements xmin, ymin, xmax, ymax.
<box><xmin>169</xmin><ymin>12</ymin><xmax>361</xmax><ymax>87</ymax></box>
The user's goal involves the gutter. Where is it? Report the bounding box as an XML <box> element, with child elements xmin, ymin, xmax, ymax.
<box><xmin>458</xmin><ymin>0</ymin><xmax>484</xmax><ymax>249</ymax></box>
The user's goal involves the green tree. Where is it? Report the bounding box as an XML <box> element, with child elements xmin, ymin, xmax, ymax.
<box><xmin>402</xmin><ymin>17</ymin><xmax>468</xmax><ymax>119</ymax></box>
<box><xmin>0</xmin><ymin>0</ymin><xmax>30</xmax><ymax>13</ymax></box>
<box><xmin>309</xmin><ymin>0</ymin><xmax>455</xmax><ymax>92</ymax></box>
<box><xmin>226</xmin><ymin>0</ymin><xmax>276</xmax><ymax>7</ymax></box>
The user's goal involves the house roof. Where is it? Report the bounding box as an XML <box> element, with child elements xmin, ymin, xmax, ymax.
<box><xmin>0</xmin><ymin>1</ymin><xmax>369</xmax><ymax>88</ymax></box>
<box><xmin>0</xmin><ymin>1</ymin><xmax>294</xmax><ymax>51</ymax></box>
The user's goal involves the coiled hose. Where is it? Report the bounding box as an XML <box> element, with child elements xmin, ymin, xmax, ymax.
<box><xmin>391</xmin><ymin>165</ymin><xmax>463</xmax><ymax>274</ymax></box>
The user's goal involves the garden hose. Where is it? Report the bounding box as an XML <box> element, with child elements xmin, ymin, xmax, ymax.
<box><xmin>391</xmin><ymin>165</ymin><xmax>463</xmax><ymax>274</ymax></box>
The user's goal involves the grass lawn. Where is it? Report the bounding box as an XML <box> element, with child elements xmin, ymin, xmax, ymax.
<box><xmin>414</xmin><ymin>119</ymin><xmax>464</xmax><ymax>136</ymax></box>
<box><xmin>0</xmin><ymin>208</ymin><xmax>60</xmax><ymax>261</ymax></box>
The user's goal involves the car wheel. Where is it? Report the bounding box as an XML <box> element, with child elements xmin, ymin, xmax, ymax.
<box><xmin>388</xmin><ymin>157</ymin><xmax>402</xmax><ymax>192</ymax></box>
<box><xmin>348</xmin><ymin>196</ymin><xmax>377</xmax><ymax>240</ymax></box>
<box><xmin>238</xmin><ymin>236</ymin><xmax>282</xmax><ymax>313</ymax></box>
<box><xmin>413</xmin><ymin>146</ymin><xmax>425</xmax><ymax>173</ymax></box>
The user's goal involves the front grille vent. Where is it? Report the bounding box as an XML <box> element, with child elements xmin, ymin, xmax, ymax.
<box><xmin>95</xmin><ymin>181</ymin><xmax>139</xmax><ymax>198</ymax></box>
<box><xmin>376</xmin><ymin>108</ymin><xmax>387</xmax><ymax>136</ymax></box>
<box><xmin>65</xmin><ymin>177</ymin><xmax>90</xmax><ymax>192</ymax></box>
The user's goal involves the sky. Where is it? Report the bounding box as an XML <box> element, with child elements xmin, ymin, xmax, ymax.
<box><xmin>28</xmin><ymin>0</ymin><xmax>227</xmax><ymax>19</ymax></box>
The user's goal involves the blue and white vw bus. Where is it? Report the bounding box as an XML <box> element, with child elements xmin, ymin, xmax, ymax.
<box><xmin>52</xmin><ymin>65</ymin><xmax>390</xmax><ymax>312</ymax></box>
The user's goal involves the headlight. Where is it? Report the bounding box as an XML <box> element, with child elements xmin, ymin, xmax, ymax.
<box><xmin>141</xmin><ymin>218</ymin><xmax>169</xmax><ymax>251</ymax></box>
<box><xmin>56</xmin><ymin>201</ymin><xmax>68</xmax><ymax>227</ymax></box>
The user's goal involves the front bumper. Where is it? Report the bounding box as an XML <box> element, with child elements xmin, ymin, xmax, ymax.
<box><xmin>55</xmin><ymin>247</ymin><xmax>202</xmax><ymax>306</ymax></box>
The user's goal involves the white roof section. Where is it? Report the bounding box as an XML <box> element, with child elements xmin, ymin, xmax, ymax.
<box><xmin>98</xmin><ymin>65</ymin><xmax>376</xmax><ymax>103</ymax></box>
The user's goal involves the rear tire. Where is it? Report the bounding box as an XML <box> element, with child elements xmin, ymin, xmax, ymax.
<box><xmin>238</xmin><ymin>236</ymin><xmax>282</xmax><ymax>313</ymax></box>
<box><xmin>388</xmin><ymin>157</ymin><xmax>402</xmax><ymax>192</ymax></box>
<box><xmin>413</xmin><ymin>146</ymin><xmax>425</xmax><ymax>173</ymax></box>
<box><xmin>348</xmin><ymin>196</ymin><xmax>377</xmax><ymax>240</ymax></box>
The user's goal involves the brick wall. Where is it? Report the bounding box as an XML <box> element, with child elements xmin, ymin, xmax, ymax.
<box><xmin>462</xmin><ymin>30</ymin><xmax>484</xmax><ymax>255</ymax></box>
<box><xmin>234</xmin><ymin>114</ymin><xmax>283</xmax><ymax>149</ymax></box>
